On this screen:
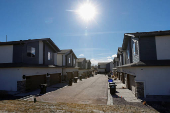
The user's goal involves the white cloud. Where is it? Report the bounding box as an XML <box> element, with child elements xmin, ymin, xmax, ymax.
<box><xmin>107</xmin><ymin>59</ymin><xmax>113</xmax><ymax>61</ymax></box>
<box><xmin>90</xmin><ymin>58</ymin><xmax>112</xmax><ymax>65</ymax></box>
<box><xmin>107</xmin><ymin>56</ymin><xmax>111</xmax><ymax>59</ymax></box>
<box><xmin>112</xmin><ymin>54</ymin><xmax>117</xmax><ymax>58</ymax></box>
<box><xmin>79</xmin><ymin>54</ymin><xmax>84</xmax><ymax>57</ymax></box>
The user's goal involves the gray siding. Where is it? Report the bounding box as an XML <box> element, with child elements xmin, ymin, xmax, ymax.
<box><xmin>106</xmin><ymin>63</ymin><xmax>110</xmax><ymax>72</ymax></box>
<box><xmin>66</xmin><ymin>53</ymin><xmax>72</xmax><ymax>66</ymax></box>
<box><xmin>13</xmin><ymin>41</ymin><xmax>39</xmax><ymax>64</ymax></box>
<box><xmin>23</xmin><ymin>41</ymin><xmax>39</xmax><ymax>64</ymax></box>
<box><xmin>87</xmin><ymin>62</ymin><xmax>91</xmax><ymax>69</ymax></box>
<box><xmin>73</xmin><ymin>55</ymin><xmax>76</xmax><ymax>67</ymax></box>
<box><xmin>139</xmin><ymin>36</ymin><xmax>157</xmax><ymax>61</ymax></box>
<box><xmin>13</xmin><ymin>44</ymin><xmax>23</xmax><ymax>63</ymax></box>
<box><xmin>44</xmin><ymin>43</ymin><xmax>55</xmax><ymax>65</ymax></box>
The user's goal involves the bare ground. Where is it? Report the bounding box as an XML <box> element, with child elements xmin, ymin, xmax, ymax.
<box><xmin>0</xmin><ymin>100</ymin><xmax>158</xmax><ymax>113</ymax></box>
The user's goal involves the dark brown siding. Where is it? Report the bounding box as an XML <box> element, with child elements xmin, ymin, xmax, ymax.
<box><xmin>26</xmin><ymin>74</ymin><xmax>46</xmax><ymax>91</ymax></box>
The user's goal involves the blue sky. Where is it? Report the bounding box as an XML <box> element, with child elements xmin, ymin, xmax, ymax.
<box><xmin>0</xmin><ymin>0</ymin><xmax>170</xmax><ymax>65</ymax></box>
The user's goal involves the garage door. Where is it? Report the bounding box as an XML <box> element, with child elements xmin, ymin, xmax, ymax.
<box><xmin>50</xmin><ymin>73</ymin><xmax>61</xmax><ymax>85</ymax></box>
<box><xmin>26</xmin><ymin>74</ymin><xmax>46</xmax><ymax>92</ymax></box>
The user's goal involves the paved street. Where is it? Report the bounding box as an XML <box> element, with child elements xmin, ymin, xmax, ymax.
<box><xmin>31</xmin><ymin>74</ymin><xmax>108</xmax><ymax>105</ymax></box>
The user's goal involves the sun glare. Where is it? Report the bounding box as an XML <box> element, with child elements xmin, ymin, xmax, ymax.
<box><xmin>77</xmin><ymin>3</ymin><xmax>96</xmax><ymax>21</ymax></box>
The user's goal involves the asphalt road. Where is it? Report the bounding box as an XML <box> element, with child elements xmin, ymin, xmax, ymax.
<box><xmin>35</xmin><ymin>74</ymin><xmax>108</xmax><ymax>105</ymax></box>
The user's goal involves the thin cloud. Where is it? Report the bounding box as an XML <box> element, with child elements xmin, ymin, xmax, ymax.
<box><xmin>107</xmin><ymin>56</ymin><xmax>111</xmax><ymax>59</ymax></box>
<box><xmin>91</xmin><ymin>58</ymin><xmax>112</xmax><ymax>65</ymax></box>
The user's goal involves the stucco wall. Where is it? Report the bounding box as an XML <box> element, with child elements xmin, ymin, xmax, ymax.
<box><xmin>0</xmin><ymin>68</ymin><xmax>22</xmax><ymax>91</ymax></box>
<box><xmin>22</xmin><ymin>67</ymin><xmax>62</xmax><ymax>76</ymax></box>
<box><xmin>0</xmin><ymin>45</ymin><xmax>13</xmax><ymax>63</ymax></box>
<box><xmin>100</xmin><ymin>64</ymin><xmax>106</xmax><ymax>68</ymax></box>
<box><xmin>155</xmin><ymin>35</ymin><xmax>170</xmax><ymax>60</ymax></box>
<box><xmin>98</xmin><ymin>69</ymin><xmax>105</xmax><ymax>72</ymax></box>
<box><xmin>63</xmin><ymin>68</ymin><xmax>78</xmax><ymax>75</ymax></box>
<box><xmin>118</xmin><ymin>66</ymin><xmax>170</xmax><ymax>97</ymax></box>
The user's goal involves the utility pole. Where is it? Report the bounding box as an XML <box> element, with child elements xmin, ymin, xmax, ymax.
<box><xmin>6</xmin><ymin>35</ymin><xmax>7</xmax><ymax>42</ymax></box>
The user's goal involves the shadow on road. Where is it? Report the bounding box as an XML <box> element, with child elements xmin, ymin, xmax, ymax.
<box><xmin>0</xmin><ymin>82</ymin><xmax>68</xmax><ymax>101</ymax></box>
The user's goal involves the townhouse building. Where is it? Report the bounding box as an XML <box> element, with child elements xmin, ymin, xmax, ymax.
<box><xmin>57</xmin><ymin>49</ymin><xmax>78</xmax><ymax>80</ymax></box>
<box><xmin>98</xmin><ymin>62</ymin><xmax>113</xmax><ymax>74</ymax></box>
<box><xmin>76</xmin><ymin>58</ymin><xmax>91</xmax><ymax>77</ymax></box>
<box><xmin>0</xmin><ymin>38</ymin><xmax>62</xmax><ymax>92</ymax></box>
<box><xmin>113</xmin><ymin>30</ymin><xmax>170</xmax><ymax>99</ymax></box>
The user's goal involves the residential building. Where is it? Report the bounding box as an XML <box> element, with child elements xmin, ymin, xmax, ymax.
<box><xmin>57</xmin><ymin>49</ymin><xmax>78</xmax><ymax>80</ymax></box>
<box><xmin>0</xmin><ymin>38</ymin><xmax>62</xmax><ymax>92</ymax></box>
<box><xmin>115</xmin><ymin>30</ymin><xmax>170</xmax><ymax>99</ymax></box>
<box><xmin>98</xmin><ymin>62</ymin><xmax>113</xmax><ymax>74</ymax></box>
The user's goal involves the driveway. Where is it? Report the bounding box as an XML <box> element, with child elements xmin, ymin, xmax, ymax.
<box><xmin>30</xmin><ymin>74</ymin><xmax>108</xmax><ymax>105</ymax></box>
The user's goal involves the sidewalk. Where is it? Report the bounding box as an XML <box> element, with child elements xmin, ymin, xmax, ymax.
<box><xmin>113</xmin><ymin>79</ymin><xmax>141</xmax><ymax>102</ymax></box>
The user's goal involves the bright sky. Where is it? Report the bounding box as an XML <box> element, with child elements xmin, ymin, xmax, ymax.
<box><xmin>0</xmin><ymin>0</ymin><xmax>170</xmax><ymax>65</ymax></box>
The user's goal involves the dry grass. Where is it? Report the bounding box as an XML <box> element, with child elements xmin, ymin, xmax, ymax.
<box><xmin>0</xmin><ymin>100</ymin><xmax>158</xmax><ymax>113</ymax></box>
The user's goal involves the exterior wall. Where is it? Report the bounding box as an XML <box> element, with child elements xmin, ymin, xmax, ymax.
<box><xmin>39</xmin><ymin>41</ymin><xmax>43</xmax><ymax>64</ymax></box>
<box><xmin>66</xmin><ymin>53</ymin><xmax>72</xmax><ymax>66</ymax></box>
<box><xmin>118</xmin><ymin>66</ymin><xmax>170</xmax><ymax>97</ymax></box>
<box><xmin>78</xmin><ymin>69</ymin><xmax>88</xmax><ymax>77</ymax></box>
<box><xmin>72</xmin><ymin>55</ymin><xmax>76</xmax><ymax>67</ymax></box>
<box><xmin>155</xmin><ymin>35</ymin><xmax>170</xmax><ymax>60</ymax></box>
<box><xmin>88</xmin><ymin>62</ymin><xmax>91</xmax><ymax>69</ymax></box>
<box><xmin>0</xmin><ymin>45</ymin><xmax>13</xmax><ymax>63</ymax></box>
<box><xmin>63</xmin><ymin>68</ymin><xmax>78</xmax><ymax>75</ymax></box>
<box><xmin>123</xmin><ymin>51</ymin><xmax>126</xmax><ymax>65</ymax></box>
<box><xmin>98</xmin><ymin>68</ymin><xmax>105</xmax><ymax>72</ymax></box>
<box><xmin>13</xmin><ymin>44</ymin><xmax>23</xmax><ymax>63</ymax></box>
<box><xmin>100</xmin><ymin>64</ymin><xmax>106</xmax><ymax>68</ymax></box>
<box><xmin>0</xmin><ymin>68</ymin><xmax>22</xmax><ymax>91</ymax></box>
<box><xmin>110</xmin><ymin>62</ymin><xmax>113</xmax><ymax>72</ymax></box>
<box><xmin>139</xmin><ymin>36</ymin><xmax>157</xmax><ymax>61</ymax></box>
<box><xmin>22</xmin><ymin>67</ymin><xmax>62</xmax><ymax>76</ymax></box>
<box><xmin>57</xmin><ymin>54</ymin><xmax>62</xmax><ymax>66</ymax></box>
<box><xmin>44</xmin><ymin>43</ymin><xmax>55</xmax><ymax>65</ymax></box>
<box><xmin>54</xmin><ymin>53</ymin><xmax>57</xmax><ymax>65</ymax></box>
<box><xmin>106</xmin><ymin>63</ymin><xmax>110</xmax><ymax>72</ymax></box>
<box><xmin>23</xmin><ymin>41</ymin><xmax>39</xmax><ymax>64</ymax></box>
<box><xmin>83</xmin><ymin>59</ymin><xmax>86</xmax><ymax>69</ymax></box>
<box><xmin>62</xmin><ymin>55</ymin><xmax>65</xmax><ymax>66</ymax></box>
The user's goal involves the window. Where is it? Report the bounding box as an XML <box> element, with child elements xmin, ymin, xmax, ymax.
<box><xmin>69</xmin><ymin>58</ymin><xmax>70</xmax><ymax>63</ymax></box>
<box><xmin>48</xmin><ymin>52</ymin><xmax>52</xmax><ymax>60</ymax></box>
<box><xmin>27</xmin><ymin>46</ymin><xmax>35</xmax><ymax>57</ymax></box>
<box><xmin>133</xmin><ymin>40</ymin><xmax>138</xmax><ymax>55</ymax></box>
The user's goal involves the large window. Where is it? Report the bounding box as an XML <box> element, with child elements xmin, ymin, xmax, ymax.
<box><xmin>133</xmin><ymin>40</ymin><xmax>138</xmax><ymax>55</ymax></box>
<box><xmin>48</xmin><ymin>52</ymin><xmax>52</xmax><ymax>60</ymax></box>
<box><xmin>27</xmin><ymin>46</ymin><xmax>35</xmax><ymax>57</ymax></box>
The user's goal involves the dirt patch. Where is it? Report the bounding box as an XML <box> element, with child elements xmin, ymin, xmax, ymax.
<box><xmin>0</xmin><ymin>100</ymin><xmax>158</xmax><ymax>113</ymax></box>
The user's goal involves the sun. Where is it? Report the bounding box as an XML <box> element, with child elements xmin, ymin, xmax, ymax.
<box><xmin>77</xmin><ymin>2</ymin><xmax>97</xmax><ymax>21</ymax></box>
